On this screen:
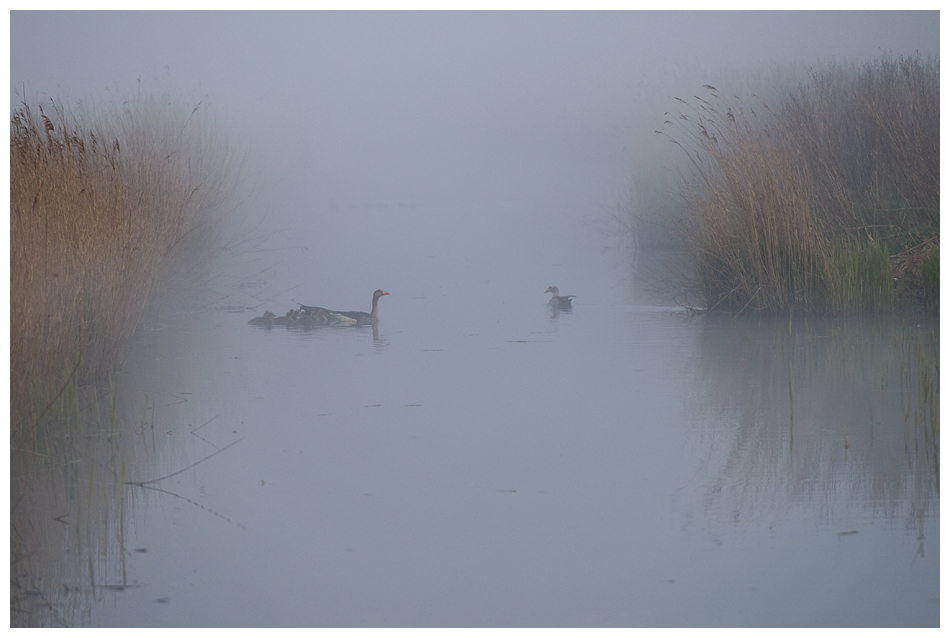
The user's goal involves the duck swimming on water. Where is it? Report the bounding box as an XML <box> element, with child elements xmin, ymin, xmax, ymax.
<box><xmin>545</xmin><ymin>286</ymin><xmax>575</xmax><ymax>309</ymax></box>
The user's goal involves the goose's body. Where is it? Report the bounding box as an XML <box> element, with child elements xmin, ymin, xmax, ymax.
<box><xmin>545</xmin><ymin>286</ymin><xmax>575</xmax><ymax>309</ymax></box>
<box><xmin>300</xmin><ymin>289</ymin><xmax>390</xmax><ymax>326</ymax></box>
<box><xmin>297</xmin><ymin>307</ymin><xmax>333</xmax><ymax>326</ymax></box>
<box><xmin>248</xmin><ymin>311</ymin><xmax>276</xmax><ymax>326</ymax></box>
<box><xmin>294</xmin><ymin>305</ymin><xmax>356</xmax><ymax>326</ymax></box>
<box><xmin>272</xmin><ymin>309</ymin><xmax>299</xmax><ymax>325</ymax></box>
<box><xmin>330</xmin><ymin>312</ymin><xmax>359</xmax><ymax>326</ymax></box>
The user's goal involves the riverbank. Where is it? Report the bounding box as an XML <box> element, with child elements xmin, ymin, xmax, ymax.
<box><xmin>665</xmin><ymin>54</ymin><xmax>938</xmax><ymax>314</ymax></box>
<box><xmin>9</xmin><ymin>96</ymin><xmax>232</xmax><ymax>444</ymax></box>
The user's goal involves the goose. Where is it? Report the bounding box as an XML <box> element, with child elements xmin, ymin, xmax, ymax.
<box><xmin>273</xmin><ymin>309</ymin><xmax>299</xmax><ymax>325</ymax></box>
<box><xmin>298</xmin><ymin>307</ymin><xmax>355</xmax><ymax>326</ymax></box>
<box><xmin>545</xmin><ymin>286</ymin><xmax>575</xmax><ymax>309</ymax></box>
<box><xmin>300</xmin><ymin>289</ymin><xmax>390</xmax><ymax>326</ymax></box>
<box><xmin>297</xmin><ymin>307</ymin><xmax>332</xmax><ymax>326</ymax></box>
<box><xmin>248</xmin><ymin>311</ymin><xmax>277</xmax><ymax>326</ymax></box>
<box><xmin>330</xmin><ymin>312</ymin><xmax>359</xmax><ymax>326</ymax></box>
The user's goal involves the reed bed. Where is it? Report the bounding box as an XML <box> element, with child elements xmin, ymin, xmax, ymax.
<box><xmin>665</xmin><ymin>54</ymin><xmax>939</xmax><ymax>314</ymax></box>
<box><xmin>10</xmin><ymin>97</ymin><xmax>230</xmax><ymax>440</ymax></box>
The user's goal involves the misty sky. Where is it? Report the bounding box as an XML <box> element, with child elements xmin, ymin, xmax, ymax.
<box><xmin>10</xmin><ymin>11</ymin><xmax>937</xmax><ymax>202</ymax></box>
<box><xmin>7</xmin><ymin>11</ymin><xmax>940</xmax><ymax>303</ymax></box>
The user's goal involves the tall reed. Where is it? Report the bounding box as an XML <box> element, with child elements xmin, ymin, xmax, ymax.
<box><xmin>665</xmin><ymin>54</ymin><xmax>939</xmax><ymax>313</ymax></box>
<box><xmin>10</xmin><ymin>96</ymin><xmax>230</xmax><ymax>439</ymax></box>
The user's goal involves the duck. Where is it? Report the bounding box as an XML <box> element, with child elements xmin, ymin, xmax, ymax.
<box><xmin>545</xmin><ymin>286</ymin><xmax>575</xmax><ymax>309</ymax></box>
<box><xmin>300</xmin><ymin>289</ymin><xmax>389</xmax><ymax>326</ymax></box>
<box><xmin>248</xmin><ymin>311</ymin><xmax>277</xmax><ymax>326</ymax></box>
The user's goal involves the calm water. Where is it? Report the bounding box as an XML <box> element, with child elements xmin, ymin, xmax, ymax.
<box><xmin>11</xmin><ymin>12</ymin><xmax>942</xmax><ymax>626</ymax></box>
<box><xmin>12</xmin><ymin>258</ymin><xmax>939</xmax><ymax>626</ymax></box>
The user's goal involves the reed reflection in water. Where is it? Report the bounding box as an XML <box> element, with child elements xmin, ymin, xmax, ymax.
<box><xmin>11</xmin><ymin>386</ymin><xmax>156</xmax><ymax>627</ymax></box>
<box><xmin>689</xmin><ymin>313</ymin><xmax>938</xmax><ymax>527</ymax></box>
<box><xmin>10</xmin><ymin>302</ymin><xmax>939</xmax><ymax>627</ymax></box>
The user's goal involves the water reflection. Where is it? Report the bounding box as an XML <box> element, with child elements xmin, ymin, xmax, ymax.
<box><xmin>11</xmin><ymin>301</ymin><xmax>939</xmax><ymax>627</ymax></box>
<box><xmin>11</xmin><ymin>385</ymin><xmax>169</xmax><ymax>627</ymax></box>
<box><xmin>689</xmin><ymin>313</ymin><xmax>938</xmax><ymax>539</ymax></box>
<box><xmin>10</xmin><ymin>303</ymin><xmax>240</xmax><ymax>627</ymax></box>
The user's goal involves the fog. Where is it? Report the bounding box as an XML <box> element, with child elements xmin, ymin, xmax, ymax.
<box><xmin>9</xmin><ymin>11</ymin><xmax>940</xmax><ymax>628</ymax></box>
<box><xmin>10</xmin><ymin>11</ymin><xmax>939</xmax><ymax>306</ymax></box>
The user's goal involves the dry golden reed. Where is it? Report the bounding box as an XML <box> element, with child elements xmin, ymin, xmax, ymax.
<box><xmin>663</xmin><ymin>54</ymin><xmax>938</xmax><ymax>314</ymax></box>
<box><xmin>10</xmin><ymin>96</ymin><xmax>230</xmax><ymax>436</ymax></box>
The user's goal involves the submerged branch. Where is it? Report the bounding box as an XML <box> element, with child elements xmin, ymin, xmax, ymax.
<box><xmin>130</xmin><ymin>483</ymin><xmax>246</xmax><ymax>530</ymax></box>
<box><xmin>126</xmin><ymin>437</ymin><xmax>243</xmax><ymax>486</ymax></box>
<box><xmin>126</xmin><ymin>437</ymin><xmax>246</xmax><ymax>529</ymax></box>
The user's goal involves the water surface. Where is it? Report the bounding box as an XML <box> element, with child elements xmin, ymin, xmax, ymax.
<box><xmin>13</xmin><ymin>259</ymin><xmax>938</xmax><ymax>626</ymax></box>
